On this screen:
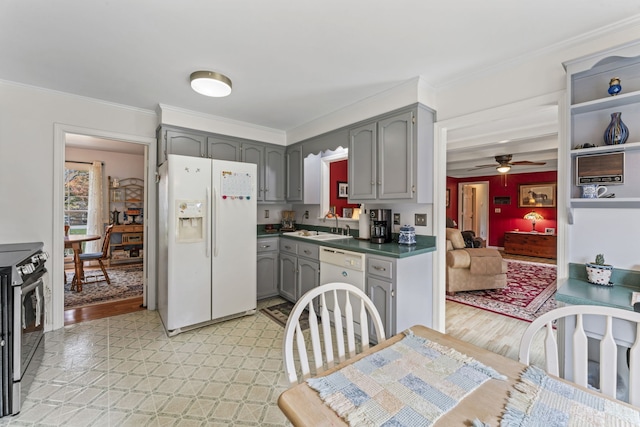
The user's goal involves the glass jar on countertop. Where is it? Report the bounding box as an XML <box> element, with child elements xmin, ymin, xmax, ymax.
<box><xmin>398</xmin><ymin>225</ymin><xmax>416</xmax><ymax>245</ymax></box>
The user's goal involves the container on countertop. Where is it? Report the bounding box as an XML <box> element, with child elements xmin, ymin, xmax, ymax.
<box><xmin>398</xmin><ymin>225</ymin><xmax>416</xmax><ymax>245</ymax></box>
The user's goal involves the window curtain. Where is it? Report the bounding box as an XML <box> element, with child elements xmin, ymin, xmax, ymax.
<box><xmin>85</xmin><ymin>161</ymin><xmax>104</xmax><ymax>253</ymax></box>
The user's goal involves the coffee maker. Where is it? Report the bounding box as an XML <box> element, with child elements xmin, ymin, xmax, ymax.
<box><xmin>369</xmin><ymin>209</ymin><xmax>392</xmax><ymax>243</ymax></box>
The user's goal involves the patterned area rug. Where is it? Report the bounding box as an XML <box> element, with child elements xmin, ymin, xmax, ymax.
<box><xmin>446</xmin><ymin>260</ymin><xmax>557</xmax><ymax>322</ymax></box>
<box><xmin>260</xmin><ymin>301</ymin><xmax>311</xmax><ymax>330</ymax></box>
<box><xmin>64</xmin><ymin>264</ymin><xmax>143</xmax><ymax>309</ymax></box>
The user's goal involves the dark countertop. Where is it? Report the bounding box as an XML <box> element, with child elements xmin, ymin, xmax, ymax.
<box><xmin>556</xmin><ymin>263</ymin><xmax>640</xmax><ymax>311</ymax></box>
<box><xmin>257</xmin><ymin>228</ymin><xmax>436</xmax><ymax>259</ymax></box>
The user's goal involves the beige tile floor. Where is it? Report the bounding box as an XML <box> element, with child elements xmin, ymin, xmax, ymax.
<box><xmin>3</xmin><ymin>298</ymin><xmax>291</xmax><ymax>426</ymax></box>
<box><xmin>2</xmin><ymin>297</ymin><xmax>544</xmax><ymax>426</ymax></box>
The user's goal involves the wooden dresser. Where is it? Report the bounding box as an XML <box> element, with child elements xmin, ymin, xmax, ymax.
<box><xmin>504</xmin><ymin>231</ymin><xmax>557</xmax><ymax>259</ymax></box>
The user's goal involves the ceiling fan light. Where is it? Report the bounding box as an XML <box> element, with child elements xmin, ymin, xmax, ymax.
<box><xmin>496</xmin><ymin>165</ymin><xmax>511</xmax><ymax>173</ymax></box>
<box><xmin>190</xmin><ymin>71</ymin><xmax>232</xmax><ymax>97</ymax></box>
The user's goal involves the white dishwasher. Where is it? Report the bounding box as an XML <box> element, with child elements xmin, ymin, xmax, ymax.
<box><xmin>319</xmin><ymin>246</ymin><xmax>367</xmax><ymax>333</ymax></box>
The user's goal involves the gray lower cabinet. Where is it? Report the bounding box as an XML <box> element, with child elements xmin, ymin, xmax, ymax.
<box><xmin>366</xmin><ymin>256</ymin><xmax>396</xmax><ymax>337</ymax></box>
<box><xmin>278</xmin><ymin>238</ymin><xmax>320</xmax><ymax>302</ymax></box>
<box><xmin>366</xmin><ymin>252</ymin><xmax>433</xmax><ymax>336</ymax></box>
<box><xmin>257</xmin><ymin>237</ymin><xmax>279</xmax><ymax>299</ymax></box>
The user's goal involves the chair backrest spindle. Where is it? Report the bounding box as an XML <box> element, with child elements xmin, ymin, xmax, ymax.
<box><xmin>283</xmin><ymin>282</ymin><xmax>386</xmax><ymax>385</ymax></box>
<box><xmin>519</xmin><ymin>305</ymin><xmax>640</xmax><ymax>406</ymax></box>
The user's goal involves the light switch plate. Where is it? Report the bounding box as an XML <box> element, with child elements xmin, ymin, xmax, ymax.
<box><xmin>415</xmin><ymin>213</ymin><xmax>427</xmax><ymax>226</ymax></box>
<box><xmin>393</xmin><ymin>213</ymin><xmax>401</xmax><ymax>225</ymax></box>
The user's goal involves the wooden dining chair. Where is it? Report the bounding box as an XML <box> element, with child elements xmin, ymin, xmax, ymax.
<box><xmin>76</xmin><ymin>224</ymin><xmax>114</xmax><ymax>286</ymax></box>
<box><xmin>282</xmin><ymin>282</ymin><xmax>386</xmax><ymax>384</ymax></box>
<box><xmin>519</xmin><ymin>305</ymin><xmax>640</xmax><ymax>405</ymax></box>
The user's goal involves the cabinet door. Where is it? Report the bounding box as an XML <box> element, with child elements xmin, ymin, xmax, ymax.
<box><xmin>207</xmin><ymin>136</ymin><xmax>240</xmax><ymax>161</ymax></box>
<box><xmin>298</xmin><ymin>258</ymin><xmax>320</xmax><ymax>300</ymax></box>
<box><xmin>165</xmin><ymin>130</ymin><xmax>206</xmax><ymax>159</ymax></box>
<box><xmin>279</xmin><ymin>253</ymin><xmax>297</xmax><ymax>302</ymax></box>
<box><xmin>242</xmin><ymin>143</ymin><xmax>265</xmax><ymax>201</ymax></box>
<box><xmin>264</xmin><ymin>147</ymin><xmax>285</xmax><ymax>202</ymax></box>
<box><xmin>286</xmin><ymin>146</ymin><xmax>303</xmax><ymax>202</ymax></box>
<box><xmin>257</xmin><ymin>252</ymin><xmax>278</xmax><ymax>299</ymax></box>
<box><xmin>349</xmin><ymin>122</ymin><xmax>377</xmax><ymax>200</ymax></box>
<box><xmin>367</xmin><ymin>277</ymin><xmax>394</xmax><ymax>339</ymax></box>
<box><xmin>378</xmin><ymin>110</ymin><xmax>414</xmax><ymax>199</ymax></box>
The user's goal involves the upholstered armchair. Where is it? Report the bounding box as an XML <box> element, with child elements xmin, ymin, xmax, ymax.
<box><xmin>445</xmin><ymin>228</ymin><xmax>507</xmax><ymax>295</ymax></box>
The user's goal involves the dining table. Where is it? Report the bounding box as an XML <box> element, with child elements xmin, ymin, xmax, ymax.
<box><xmin>278</xmin><ymin>324</ymin><xmax>638</xmax><ymax>426</ymax></box>
<box><xmin>64</xmin><ymin>234</ymin><xmax>100</xmax><ymax>292</ymax></box>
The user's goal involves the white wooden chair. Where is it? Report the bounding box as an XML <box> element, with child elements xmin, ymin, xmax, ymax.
<box><xmin>282</xmin><ymin>282</ymin><xmax>386</xmax><ymax>384</ymax></box>
<box><xmin>519</xmin><ymin>305</ymin><xmax>640</xmax><ymax>405</ymax></box>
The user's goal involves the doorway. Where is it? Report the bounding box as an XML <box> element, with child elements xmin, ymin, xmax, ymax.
<box><xmin>53</xmin><ymin>124</ymin><xmax>157</xmax><ymax>331</ymax></box>
<box><xmin>457</xmin><ymin>181</ymin><xmax>489</xmax><ymax>242</ymax></box>
<box><xmin>63</xmin><ymin>137</ymin><xmax>146</xmax><ymax>321</ymax></box>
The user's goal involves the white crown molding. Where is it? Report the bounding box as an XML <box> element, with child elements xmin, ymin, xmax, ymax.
<box><xmin>0</xmin><ymin>78</ymin><xmax>157</xmax><ymax>116</ymax></box>
<box><xmin>435</xmin><ymin>14</ymin><xmax>640</xmax><ymax>92</ymax></box>
<box><xmin>158</xmin><ymin>103</ymin><xmax>286</xmax><ymax>145</ymax></box>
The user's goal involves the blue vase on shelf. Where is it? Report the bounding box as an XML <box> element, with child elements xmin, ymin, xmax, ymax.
<box><xmin>603</xmin><ymin>112</ymin><xmax>629</xmax><ymax>145</ymax></box>
<box><xmin>608</xmin><ymin>77</ymin><xmax>622</xmax><ymax>96</ymax></box>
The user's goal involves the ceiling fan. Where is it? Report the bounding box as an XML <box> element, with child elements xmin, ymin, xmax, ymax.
<box><xmin>471</xmin><ymin>154</ymin><xmax>546</xmax><ymax>173</ymax></box>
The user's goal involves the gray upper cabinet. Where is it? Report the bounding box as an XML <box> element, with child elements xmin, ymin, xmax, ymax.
<box><xmin>348</xmin><ymin>105</ymin><xmax>434</xmax><ymax>203</ymax></box>
<box><xmin>242</xmin><ymin>143</ymin><xmax>265</xmax><ymax>201</ymax></box>
<box><xmin>264</xmin><ymin>146</ymin><xmax>285</xmax><ymax>202</ymax></box>
<box><xmin>378</xmin><ymin>111</ymin><xmax>413</xmax><ymax>199</ymax></box>
<box><xmin>158</xmin><ymin>126</ymin><xmax>286</xmax><ymax>202</ymax></box>
<box><xmin>207</xmin><ymin>136</ymin><xmax>240</xmax><ymax>161</ymax></box>
<box><xmin>348</xmin><ymin>122</ymin><xmax>377</xmax><ymax>200</ymax></box>
<box><xmin>158</xmin><ymin>129</ymin><xmax>206</xmax><ymax>165</ymax></box>
<box><xmin>286</xmin><ymin>145</ymin><xmax>303</xmax><ymax>202</ymax></box>
<box><xmin>243</xmin><ymin>142</ymin><xmax>285</xmax><ymax>202</ymax></box>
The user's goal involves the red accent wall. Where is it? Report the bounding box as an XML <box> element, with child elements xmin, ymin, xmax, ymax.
<box><xmin>447</xmin><ymin>171</ymin><xmax>557</xmax><ymax>247</ymax></box>
<box><xmin>330</xmin><ymin>160</ymin><xmax>359</xmax><ymax>216</ymax></box>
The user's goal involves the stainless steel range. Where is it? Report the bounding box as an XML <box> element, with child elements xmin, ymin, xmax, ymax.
<box><xmin>0</xmin><ymin>242</ymin><xmax>48</xmax><ymax>417</ymax></box>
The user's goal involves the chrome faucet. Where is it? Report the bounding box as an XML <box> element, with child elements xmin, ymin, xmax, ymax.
<box><xmin>323</xmin><ymin>212</ymin><xmax>340</xmax><ymax>233</ymax></box>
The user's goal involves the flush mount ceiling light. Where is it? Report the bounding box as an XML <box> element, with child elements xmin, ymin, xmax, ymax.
<box><xmin>190</xmin><ymin>71</ymin><xmax>232</xmax><ymax>97</ymax></box>
<box><xmin>496</xmin><ymin>164</ymin><xmax>511</xmax><ymax>173</ymax></box>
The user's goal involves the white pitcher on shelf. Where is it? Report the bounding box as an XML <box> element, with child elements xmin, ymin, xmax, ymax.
<box><xmin>581</xmin><ymin>184</ymin><xmax>607</xmax><ymax>199</ymax></box>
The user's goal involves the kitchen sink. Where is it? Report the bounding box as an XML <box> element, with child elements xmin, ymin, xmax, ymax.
<box><xmin>282</xmin><ymin>231</ymin><xmax>352</xmax><ymax>241</ymax></box>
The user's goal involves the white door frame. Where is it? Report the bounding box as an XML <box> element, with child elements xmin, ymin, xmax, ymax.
<box><xmin>432</xmin><ymin>91</ymin><xmax>565</xmax><ymax>333</ymax></box>
<box><xmin>457</xmin><ymin>181</ymin><xmax>489</xmax><ymax>240</ymax></box>
<box><xmin>52</xmin><ymin>124</ymin><xmax>157</xmax><ymax>331</ymax></box>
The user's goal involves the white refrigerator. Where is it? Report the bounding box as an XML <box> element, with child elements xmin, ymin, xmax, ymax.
<box><xmin>158</xmin><ymin>154</ymin><xmax>257</xmax><ymax>335</ymax></box>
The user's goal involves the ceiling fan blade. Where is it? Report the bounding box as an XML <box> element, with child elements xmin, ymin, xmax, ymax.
<box><xmin>468</xmin><ymin>164</ymin><xmax>497</xmax><ymax>171</ymax></box>
<box><xmin>510</xmin><ymin>161</ymin><xmax>546</xmax><ymax>166</ymax></box>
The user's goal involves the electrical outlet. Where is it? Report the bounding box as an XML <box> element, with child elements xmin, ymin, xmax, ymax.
<box><xmin>415</xmin><ymin>213</ymin><xmax>427</xmax><ymax>226</ymax></box>
<box><xmin>264</xmin><ymin>209</ymin><xmax>269</xmax><ymax>218</ymax></box>
<box><xmin>393</xmin><ymin>213</ymin><xmax>401</xmax><ymax>225</ymax></box>
<box><xmin>304</xmin><ymin>210</ymin><xmax>309</xmax><ymax>219</ymax></box>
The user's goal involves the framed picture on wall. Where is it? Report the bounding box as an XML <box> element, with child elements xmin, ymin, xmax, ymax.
<box><xmin>337</xmin><ymin>182</ymin><xmax>348</xmax><ymax>198</ymax></box>
<box><xmin>446</xmin><ymin>189</ymin><xmax>450</xmax><ymax>207</ymax></box>
<box><xmin>518</xmin><ymin>183</ymin><xmax>556</xmax><ymax>207</ymax></box>
<box><xmin>342</xmin><ymin>208</ymin><xmax>353</xmax><ymax>218</ymax></box>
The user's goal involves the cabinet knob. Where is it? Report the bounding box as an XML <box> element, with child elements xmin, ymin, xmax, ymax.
<box><xmin>303</xmin><ymin>250</ymin><xmax>311</xmax><ymax>255</ymax></box>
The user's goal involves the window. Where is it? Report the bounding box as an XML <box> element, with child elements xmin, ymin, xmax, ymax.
<box><xmin>64</xmin><ymin>162</ymin><xmax>90</xmax><ymax>232</ymax></box>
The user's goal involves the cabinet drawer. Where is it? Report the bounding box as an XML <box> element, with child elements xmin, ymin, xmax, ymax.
<box><xmin>279</xmin><ymin>239</ymin><xmax>298</xmax><ymax>254</ymax></box>
<box><xmin>367</xmin><ymin>257</ymin><xmax>393</xmax><ymax>279</ymax></box>
<box><xmin>257</xmin><ymin>238</ymin><xmax>279</xmax><ymax>253</ymax></box>
<box><xmin>297</xmin><ymin>242</ymin><xmax>319</xmax><ymax>260</ymax></box>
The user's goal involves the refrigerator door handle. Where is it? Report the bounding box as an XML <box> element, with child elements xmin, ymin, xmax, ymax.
<box><xmin>206</xmin><ymin>186</ymin><xmax>211</xmax><ymax>258</ymax></box>
<box><xmin>213</xmin><ymin>187</ymin><xmax>219</xmax><ymax>257</ymax></box>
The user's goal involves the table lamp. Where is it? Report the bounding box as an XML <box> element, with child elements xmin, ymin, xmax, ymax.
<box><xmin>523</xmin><ymin>211</ymin><xmax>543</xmax><ymax>232</ymax></box>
